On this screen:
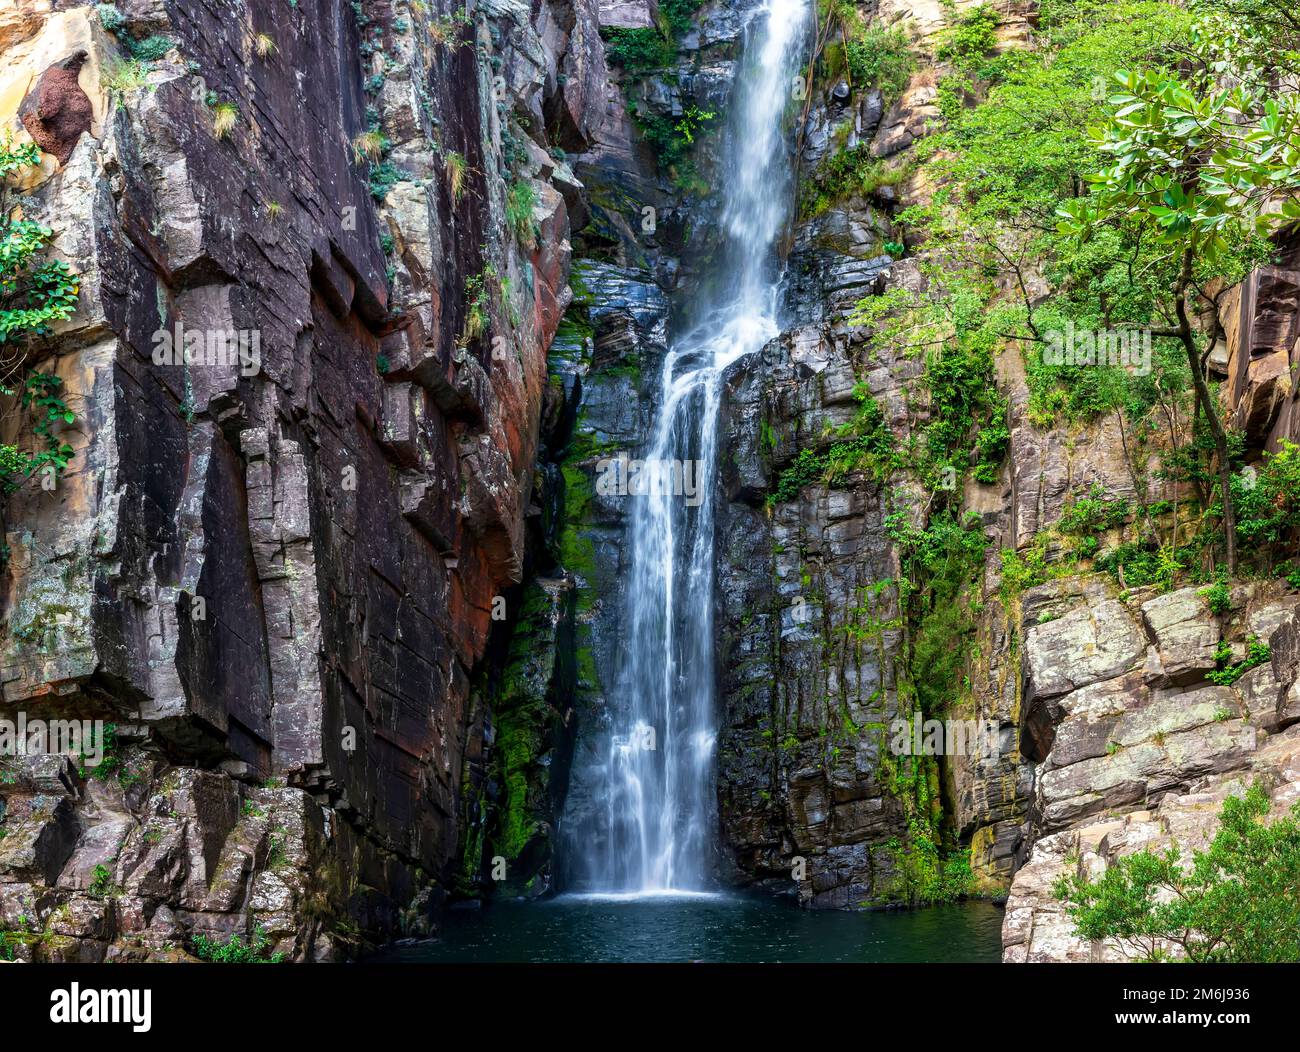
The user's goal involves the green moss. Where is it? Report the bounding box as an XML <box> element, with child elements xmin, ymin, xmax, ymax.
<box><xmin>574</xmin><ymin>641</ymin><xmax>598</xmax><ymax>691</ymax></box>
<box><xmin>479</xmin><ymin>581</ymin><xmax>570</xmax><ymax>883</ymax></box>
<box><xmin>493</xmin><ymin>710</ymin><xmax>545</xmax><ymax>860</ymax></box>
<box><xmin>557</xmin><ymin>462</ymin><xmax>598</xmax><ymax>598</ymax></box>
<box><xmin>554</xmin><ymin>314</ymin><xmax>593</xmax><ymax>344</ymax></box>
<box><xmin>457</xmin><ymin>782</ymin><xmax>488</xmax><ymax>893</ymax></box>
<box><xmin>568</xmin><ymin>266</ymin><xmax>596</xmax><ymax>306</ymax></box>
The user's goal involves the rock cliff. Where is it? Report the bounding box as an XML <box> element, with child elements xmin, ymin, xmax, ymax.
<box><xmin>3</xmin><ymin>0</ymin><xmax>1298</xmax><ymax>965</ymax></box>
<box><xmin>0</xmin><ymin>0</ymin><xmax>619</xmax><ymax>960</ymax></box>
<box><xmin>703</xmin><ymin>0</ymin><xmax>1300</xmax><ymax>954</ymax></box>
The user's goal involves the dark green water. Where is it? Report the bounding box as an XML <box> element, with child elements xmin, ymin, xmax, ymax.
<box><xmin>374</xmin><ymin>893</ymin><xmax>1004</xmax><ymax>963</ymax></box>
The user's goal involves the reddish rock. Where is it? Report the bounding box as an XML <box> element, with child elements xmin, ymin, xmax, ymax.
<box><xmin>19</xmin><ymin>51</ymin><xmax>93</xmax><ymax>165</ymax></box>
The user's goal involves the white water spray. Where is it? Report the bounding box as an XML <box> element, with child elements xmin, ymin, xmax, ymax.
<box><xmin>587</xmin><ymin>0</ymin><xmax>809</xmax><ymax>893</ymax></box>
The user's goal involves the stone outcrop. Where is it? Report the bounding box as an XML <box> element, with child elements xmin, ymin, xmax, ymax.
<box><xmin>4</xmin><ymin>0</ymin><xmax>1298</xmax><ymax>968</ymax></box>
<box><xmin>707</xmin><ymin>5</ymin><xmax>956</xmax><ymax>909</ymax></box>
<box><xmin>713</xmin><ymin>263</ymin><xmax>913</xmax><ymax>908</ymax></box>
<box><xmin>1219</xmin><ymin>230</ymin><xmax>1300</xmax><ymax>452</ymax></box>
<box><xmin>0</xmin><ymin>0</ymin><xmax>620</xmax><ymax>960</ymax></box>
<box><xmin>1003</xmin><ymin>584</ymin><xmax>1300</xmax><ymax>961</ymax></box>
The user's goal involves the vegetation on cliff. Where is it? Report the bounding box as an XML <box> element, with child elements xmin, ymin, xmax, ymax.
<box><xmin>793</xmin><ymin>0</ymin><xmax>1300</xmax><ymax>910</ymax></box>
<box><xmin>0</xmin><ymin>136</ymin><xmax>79</xmax><ymax>495</ymax></box>
<box><xmin>797</xmin><ymin>2</ymin><xmax>916</xmax><ymax>218</ymax></box>
<box><xmin>840</xmin><ymin>0</ymin><xmax>1300</xmax><ymax>672</ymax></box>
<box><xmin>601</xmin><ymin>1</ymin><xmax>716</xmax><ymax>188</ymax></box>
<box><xmin>892</xmin><ymin>0</ymin><xmax>1300</xmax><ymax>579</ymax></box>
<box><xmin>1055</xmin><ymin>6</ymin><xmax>1300</xmax><ymax>572</ymax></box>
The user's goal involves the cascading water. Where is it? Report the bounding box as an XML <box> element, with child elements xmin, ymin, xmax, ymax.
<box><xmin>586</xmin><ymin>0</ymin><xmax>809</xmax><ymax>894</ymax></box>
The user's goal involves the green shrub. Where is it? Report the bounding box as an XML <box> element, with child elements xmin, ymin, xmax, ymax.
<box><xmin>1094</xmin><ymin>541</ymin><xmax>1186</xmax><ymax>591</ymax></box>
<box><xmin>1</xmin><ymin>374</ymin><xmax>76</xmax><ymax>493</ymax></box>
<box><xmin>1199</xmin><ymin>579</ymin><xmax>1231</xmax><ymax>616</ymax></box>
<box><xmin>1232</xmin><ymin>442</ymin><xmax>1300</xmax><ymax>547</ymax></box>
<box><xmin>629</xmin><ymin>105</ymin><xmax>714</xmax><ymax>185</ymax></box>
<box><xmin>882</xmin><ymin>818</ymin><xmax>974</xmax><ymax>905</ymax></box>
<box><xmin>192</xmin><ymin>925</ymin><xmax>285</xmax><ymax>963</ymax></box>
<box><xmin>935</xmin><ymin>2</ymin><xmax>1001</xmax><ymax>77</ymax></box>
<box><xmin>602</xmin><ymin>0</ymin><xmax>709</xmax><ymax>182</ymax></box>
<box><xmin>889</xmin><ymin>510</ymin><xmax>989</xmax><ymax>716</ymax></box>
<box><xmin>0</xmin><ymin>139</ymin><xmax>81</xmax><ymax>344</ymax></box>
<box><xmin>0</xmin><ymin>137</ymin><xmax>81</xmax><ymax>492</ymax></box>
<box><xmin>844</xmin><ymin>23</ymin><xmax>914</xmax><ymax>96</ymax></box>
<box><xmin>657</xmin><ymin>0</ymin><xmax>702</xmax><ymax>37</ymax></box>
<box><xmin>1206</xmin><ymin>636</ymin><xmax>1270</xmax><ymax>686</ymax></box>
<box><xmin>1055</xmin><ymin>783</ymin><xmax>1300</xmax><ymax>962</ymax></box>
<box><xmin>366</xmin><ymin>160</ymin><xmax>409</xmax><ymax>202</ymax></box>
<box><xmin>770</xmin><ymin>386</ymin><xmax>898</xmax><ymax>502</ymax></box>
<box><xmin>1057</xmin><ymin>485</ymin><xmax>1130</xmax><ymax>537</ymax></box>
<box><xmin>602</xmin><ymin>27</ymin><xmax>675</xmax><ymax>73</ymax></box>
<box><xmin>800</xmin><ymin>145</ymin><xmax>913</xmax><ymax>216</ymax></box>
<box><xmin>998</xmin><ymin>540</ymin><xmax>1051</xmax><ymax>601</ymax></box>
<box><xmin>79</xmin><ymin>723</ymin><xmax>121</xmax><ymax>780</ymax></box>
<box><xmin>95</xmin><ymin>3</ymin><xmax>126</xmax><ymax>33</ymax></box>
<box><xmin>128</xmin><ymin>35</ymin><xmax>174</xmax><ymax>61</ymax></box>
<box><xmin>923</xmin><ymin>318</ymin><xmax>1007</xmax><ymax>486</ymax></box>
<box><xmin>87</xmin><ymin>864</ymin><xmax>115</xmax><ymax>899</ymax></box>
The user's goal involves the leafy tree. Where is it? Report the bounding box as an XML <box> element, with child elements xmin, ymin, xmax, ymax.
<box><xmin>872</xmin><ymin>0</ymin><xmax>1300</xmax><ymax>575</ymax></box>
<box><xmin>1057</xmin><ymin>4</ymin><xmax>1300</xmax><ymax>571</ymax></box>
<box><xmin>1055</xmin><ymin>784</ymin><xmax>1300</xmax><ymax>962</ymax></box>
<box><xmin>899</xmin><ymin>1</ymin><xmax>1193</xmax><ymax>371</ymax></box>
<box><xmin>856</xmin><ymin>2</ymin><xmax>1196</xmax><ymax>498</ymax></box>
<box><xmin>1231</xmin><ymin>440</ymin><xmax>1300</xmax><ymax>547</ymax></box>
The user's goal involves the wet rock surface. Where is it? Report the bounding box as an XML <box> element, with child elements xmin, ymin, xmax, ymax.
<box><xmin>4</xmin><ymin>0</ymin><xmax>1300</xmax><ymax>967</ymax></box>
<box><xmin>706</xmin><ymin>0</ymin><xmax>1300</xmax><ymax>941</ymax></box>
<box><xmin>0</xmin><ymin>0</ymin><xmax>619</xmax><ymax>959</ymax></box>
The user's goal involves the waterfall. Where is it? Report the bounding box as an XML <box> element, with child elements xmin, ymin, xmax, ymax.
<box><xmin>587</xmin><ymin>0</ymin><xmax>809</xmax><ymax>894</ymax></box>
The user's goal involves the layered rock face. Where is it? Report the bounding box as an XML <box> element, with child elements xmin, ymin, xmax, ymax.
<box><xmin>5</xmin><ymin>0</ymin><xmax>1297</xmax><ymax>966</ymax></box>
<box><xmin>714</xmin><ymin>240</ymin><xmax>909</xmax><ymax>907</ymax></box>
<box><xmin>1002</xmin><ymin>584</ymin><xmax>1300</xmax><ymax>961</ymax></box>
<box><xmin>995</xmin><ymin>244</ymin><xmax>1300</xmax><ymax>958</ymax></box>
<box><xmin>711</xmin><ymin>18</ymin><xmax>949</xmax><ymax>908</ymax></box>
<box><xmin>709</xmin><ymin>0</ymin><xmax>1300</xmax><ymax>933</ymax></box>
<box><xmin>491</xmin><ymin>0</ymin><xmax>1300</xmax><ymax>929</ymax></box>
<box><xmin>0</xmin><ymin>0</ymin><xmax>611</xmax><ymax>960</ymax></box>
